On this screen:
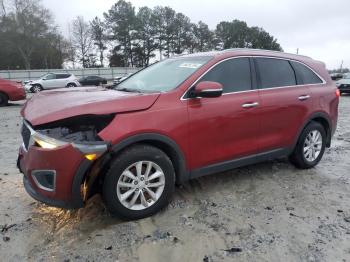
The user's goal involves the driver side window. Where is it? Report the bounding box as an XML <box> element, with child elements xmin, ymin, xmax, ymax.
<box><xmin>199</xmin><ymin>58</ymin><xmax>252</xmax><ymax>93</ymax></box>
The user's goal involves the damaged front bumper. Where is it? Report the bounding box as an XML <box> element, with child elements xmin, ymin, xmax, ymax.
<box><xmin>18</xmin><ymin>120</ymin><xmax>110</xmax><ymax>209</ymax></box>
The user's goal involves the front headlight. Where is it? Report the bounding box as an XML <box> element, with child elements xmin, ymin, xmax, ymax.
<box><xmin>335</xmin><ymin>82</ymin><xmax>341</xmax><ymax>87</ymax></box>
<box><xmin>32</xmin><ymin>132</ymin><xmax>68</xmax><ymax>149</ymax></box>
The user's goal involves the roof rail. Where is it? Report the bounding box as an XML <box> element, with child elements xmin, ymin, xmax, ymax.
<box><xmin>223</xmin><ymin>48</ymin><xmax>312</xmax><ymax>59</ymax></box>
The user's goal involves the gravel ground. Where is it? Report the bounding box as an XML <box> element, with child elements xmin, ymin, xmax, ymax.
<box><xmin>0</xmin><ymin>96</ymin><xmax>350</xmax><ymax>262</ymax></box>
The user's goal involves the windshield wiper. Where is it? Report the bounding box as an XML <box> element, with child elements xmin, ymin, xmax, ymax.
<box><xmin>114</xmin><ymin>87</ymin><xmax>142</xmax><ymax>93</ymax></box>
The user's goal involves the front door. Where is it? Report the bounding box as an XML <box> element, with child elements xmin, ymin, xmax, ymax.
<box><xmin>187</xmin><ymin>57</ymin><xmax>261</xmax><ymax>170</ymax></box>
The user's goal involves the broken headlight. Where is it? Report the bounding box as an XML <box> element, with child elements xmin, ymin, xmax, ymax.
<box><xmin>31</xmin><ymin>115</ymin><xmax>114</xmax><ymax>160</ymax></box>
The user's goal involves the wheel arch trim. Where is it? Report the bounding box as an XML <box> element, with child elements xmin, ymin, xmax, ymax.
<box><xmin>294</xmin><ymin>112</ymin><xmax>333</xmax><ymax>148</ymax></box>
<box><xmin>110</xmin><ymin>133</ymin><xmax>189</xmax><ymax>184</ymax></box>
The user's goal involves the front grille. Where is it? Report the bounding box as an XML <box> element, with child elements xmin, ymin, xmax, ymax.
<box><xmin>21</xmin><ymin>122</ymin><xmax>31</xmax><ymax>150</ymax></box>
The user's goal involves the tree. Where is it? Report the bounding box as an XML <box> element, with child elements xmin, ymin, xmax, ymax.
<box><xmin>248</xmin><ymin>26</ymin><xmax>282</xmax><ymax>51</ymax></box>
<box><xmin>152</xmin><ymin>6</ymin><xmax>178</xmax><ymax>59</ymax></box>
<box><xmin>104</xmin><ymin>0</ymin><xmax>136</xmax><ymax>67</ymax></box>
<box><xmin>0</xmin><ymin>0</ymin><xmax>66</xmax><ymax>69</ymax></box>
<box><xmin>71</xmin><ymin>16</ymin><xmax>93</xmax><ymax>68</ymax></box>
<box><xmin>90</xmin><ymin>17</ymin><xmax>107</xmax><ymax>67</ymax></box>
<box><xmin>215</xmin><ymin>20</ymin><xmax>282</xmax><ymax>51</ymax></box>
<box><xmin>133</xmin><ymin>6</ymin><xmax>158</xmax><ymax>67</ymax></box>
<box><xmin>190</xmin><ymin>21</ymin><xmax>214</xmax><ymax>53</ymax></box>
<box><xmin>172</xmin><ymin>13</ymin><xmax>192</xmax><ymax>55</ymax></box>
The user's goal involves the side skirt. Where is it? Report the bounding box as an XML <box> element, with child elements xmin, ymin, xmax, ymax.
<box><xmin>190</xmin><ymin>148</ymin><xmax>292</xmax><ymax>179</ymax></box>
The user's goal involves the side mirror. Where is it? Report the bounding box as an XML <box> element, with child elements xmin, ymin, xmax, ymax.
<box><xmin>191</xmin><ymin>81</ymin><xmax>223</xmax><ymax>98</ymax></box>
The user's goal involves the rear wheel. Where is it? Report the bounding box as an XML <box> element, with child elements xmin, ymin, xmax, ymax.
<box><xmin>67</xmin><ymin>83</ymin><xmax>77</xmax><ymax>87</ymax></box>
<box><xmin>290</xmin><ymin>121</ymin><xmax>326</xmax><ymax>169</ymax></box>
<box><xmin>102</xmin><ymin>144</ymin><xmax>175</xmax><ymax>220</ymax></box>
<box><xmin>0</xmin><ymin>92</ymin><xmax>8</xmax><ymax>107</ymax></box>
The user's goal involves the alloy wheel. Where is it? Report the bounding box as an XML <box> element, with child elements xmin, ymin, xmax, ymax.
<box><xmin>303</xmin><ymin>130</ymin><xmax>323</xmax><ymax>162</ymax></box>
<box><xmin>33</xmin><ymin>86</ymin><xmax>41</xmax><ymax>93</ymax></box>
<box><xmin>116</xmin><ymin>161</ymin><xmax>165</xmax><ymax>211</ymax></box>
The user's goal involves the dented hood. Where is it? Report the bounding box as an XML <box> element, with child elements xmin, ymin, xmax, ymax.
<box><xmin>21</xmin><ymin>86</ymin><xmax>160</xmax><ymax>126</ymax></box>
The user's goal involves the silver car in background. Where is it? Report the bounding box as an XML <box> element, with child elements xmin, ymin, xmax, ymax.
<box><xmin>25</xmin><ymin>73</ymin><xmax>81</xmax><ymax>93</ymax></box>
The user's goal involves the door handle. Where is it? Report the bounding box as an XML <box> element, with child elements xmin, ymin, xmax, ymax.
<box><xmin>298</xmin><ymin>95</ymin><xmax>310</xmax><ymax>101</ymax></box>
<box><xmin>242</xmin><ymin>102</ymin><xmax>259</xmax><ymax>108</ymax></box>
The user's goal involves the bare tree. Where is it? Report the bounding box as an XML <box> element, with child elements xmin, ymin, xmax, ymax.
<box><xmin>0</xmin><ymin>0</ymin><xmax>6</xmax><ymax>16</ymax></box>
<box><xmin>71</xmin><ymin>16</ymin><xmax>93</xmax><ymax>68</ymax></box>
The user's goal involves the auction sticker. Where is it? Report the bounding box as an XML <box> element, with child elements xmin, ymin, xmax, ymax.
<box><xmin>179</xmin><ymin>63</ymin><xmax>203</xmax><ymax>69</ymax></box>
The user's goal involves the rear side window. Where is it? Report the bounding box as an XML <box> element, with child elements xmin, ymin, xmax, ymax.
<box><xmin>290</xmin><ymin>61</ymin><xmax>323</xmax><ymax>85</ymax></box>
<box><xmin>255</xmin><ymin>58</ymin><xmax>296</xmax><ymax>89</ymax></box>
<box><xmin>56</xmin><ymin>74</ymin><xmax>71</xmax><ymax>79</ymax></box>
<box><xmin>199</xmin><ymin>58</ymin><xmax>252</xmax><ymax>93</ymax></box>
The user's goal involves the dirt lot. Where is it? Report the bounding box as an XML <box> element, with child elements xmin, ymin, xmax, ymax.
<box><xmin>0</xmin><ymin>96</ymin><xmax>350</xmax><ymax>262</ymax></box>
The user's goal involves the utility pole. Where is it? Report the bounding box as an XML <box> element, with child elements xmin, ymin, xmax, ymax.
<box><xmin>296</xmin><ymin>48</ymin><xmax>299</xmax><ymax>54</ymax></box>
<box><xmin>340</xmin><ymin>60</ymin><xmax>343</xmax><ymax>73</ymax></box>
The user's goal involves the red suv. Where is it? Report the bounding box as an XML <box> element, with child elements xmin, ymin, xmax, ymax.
<box><xmin>0</xmin><ymin>78</ymin><xmax>26</xmax><ymax>106</ymax></box>
<box><xmin>18</xmin><ymin>49</ymin><xmax>339</xmax><ymax>220</ymax></box>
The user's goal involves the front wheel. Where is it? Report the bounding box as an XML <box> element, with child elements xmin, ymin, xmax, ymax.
<box><xmin>102</xmin><ymin>144</ymin><xmax>175</xmax><ymax>220</ymax></box>
<box><xmin>31</xmin><ymin>85</ymin><xmax>43</xmax><ymax>93</ymax></box>
<box><xmin>290</xmin><ymin>121</ymin><xmax>326</xmax><ymax>169</ymax></box>
<box><xmin>0</xmin><ymin>92</ymin><xmax>8</xmax><ymax>107</ymax></box>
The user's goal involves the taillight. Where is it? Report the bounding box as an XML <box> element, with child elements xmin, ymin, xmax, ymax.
<box><xmin>336</xmin><ymin>89</ymin><xmax>340</xmax><ymax>97</ymax></box>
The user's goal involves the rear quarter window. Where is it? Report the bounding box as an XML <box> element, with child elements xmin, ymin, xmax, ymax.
<box><xmin>290</xmin><ymin>61</ymin><xmax>323</xmax><ymax>85</ymax></box>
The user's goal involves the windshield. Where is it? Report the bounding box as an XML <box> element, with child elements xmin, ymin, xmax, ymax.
<box><xmin>117</xmin><ymin>56</ymin><xmax>213</xmax><ymax>92</ymax></box>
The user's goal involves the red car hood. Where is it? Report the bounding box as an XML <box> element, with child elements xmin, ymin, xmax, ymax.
<box><xmin>21</xmin><ymin>86</ymin><xmax>160</xmax><ymax>126</ymax></box>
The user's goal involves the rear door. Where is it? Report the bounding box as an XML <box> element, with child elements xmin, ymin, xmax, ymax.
<box><xmin>188</xmin><ymin>57</ymin><xmax>261</xmax><ymax>170</ymax></box>
<box><xmin>254</xmin><ymin>57</ymin><xmax>313</xmax><ymax>152</ymax></box>
<box><xmin>56</xmin><ymin>74</ymin><xmax>70</xmax><ymax>87</ymax></box>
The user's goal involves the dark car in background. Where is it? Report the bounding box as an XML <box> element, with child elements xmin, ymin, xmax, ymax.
<box><xmin>0</xmin><ymin>78</ymin><xmax>26</xmax><ymax>106</ymax></box>
<box><xmin>336</xmin><ymin>73</ymin><xmax>350</xmax><ymax>94</ymax></box>
<box><xmin>79</xmin><ymin>76</ymin><xmax>107</xmax><ymax>86</ymax></box>
<box><xmin>330</xmin><ymin>73</ymin><xmax>343</xmax><ymax>81</ymax></box>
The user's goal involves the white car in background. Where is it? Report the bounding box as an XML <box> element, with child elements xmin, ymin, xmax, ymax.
<box><xmin>336</xmin><ymin>73</ymin><xmax>350</xmax><ymax>95</ymax></box>
<box><xmin>25</xmin><ymin>73</ymin><xmax>81</xmax><ymax>93</ymax></box>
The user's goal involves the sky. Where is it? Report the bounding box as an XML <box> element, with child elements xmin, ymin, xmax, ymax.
<box><xmin>42</xmin><ymin>0</ymin><xmax>350</xmax><ymax>69</ymax></box>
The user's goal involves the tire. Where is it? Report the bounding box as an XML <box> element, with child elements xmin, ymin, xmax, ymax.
<box><xmin>102</xmin><ymin>144</ymin><xmax>175</xmax><ymax>220</ymax></box>
<box><xmin>0</xmin><ymin>92</ymin><xmax>8</xmax><ymax>107</ymax></box>
<box><xmin>66</xmin><ymin>83</ymin><xmax>77</xmax><ymax>88</ymax></box>
<box><xmin>31</xmin><ymin>84</ymin><xmax>43</xmax><ymax>93</ymax></box>
<box><xmin>289</xmin><ymin>121</ymin><xmax>326</xmax><ymax>169</ymax></box>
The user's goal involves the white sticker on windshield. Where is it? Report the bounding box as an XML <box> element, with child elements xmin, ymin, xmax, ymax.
<box><xmin>179</xmin><ymin>63</ymin><xmax>203</xmax><ymax>69</ymax></box>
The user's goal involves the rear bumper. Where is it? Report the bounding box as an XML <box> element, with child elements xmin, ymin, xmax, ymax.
<box><xmin>17</xmin><ymin>143</ymin><xmax>91</xmax><ymax>209</ymax></box>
